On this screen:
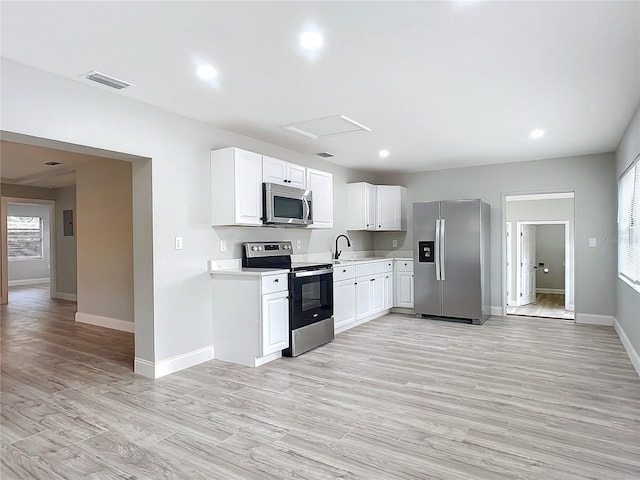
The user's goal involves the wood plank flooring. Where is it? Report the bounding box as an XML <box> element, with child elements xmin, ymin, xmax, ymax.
<box><xmin>2</xmin><ymin>285</ymin><xmax>639</xmax><ymax>479</ymax></box>
<box><xmin>507</xmin><ymin>293</ymin><xmax>575</xmax><ymax>320</ymax></box>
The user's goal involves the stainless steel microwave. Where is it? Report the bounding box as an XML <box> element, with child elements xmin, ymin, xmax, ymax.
<box><xmin>263</xmin><ymin>182</ymin><xmax>313</xmax><ymax>227</ymax></box>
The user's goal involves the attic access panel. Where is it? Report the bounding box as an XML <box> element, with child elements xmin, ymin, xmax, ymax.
<box><xmin>283</xmin><ymin>115</ymin><xmax>371</xmax><ymax>140</ymax></box>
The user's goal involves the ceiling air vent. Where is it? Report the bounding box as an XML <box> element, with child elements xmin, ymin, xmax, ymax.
<box><xmin>315</xmin><ymin>152</ymin><xmax>334</xmax><ymax>158</ymax></box>
<box><xmin>81</xmin><ymin>71</ymin><xmax>133</xmax><ymax>90</ymax></box>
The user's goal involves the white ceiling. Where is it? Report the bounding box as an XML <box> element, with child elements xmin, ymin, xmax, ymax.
<box><xmin>1</xmin><ymin>1</ymin><xmax>639</xmax><ymax>172</ymax></box>
<box><xmin>0</xmin><ymin>141</ymin><xmax>101</xmax><ymax>188</ymax></box>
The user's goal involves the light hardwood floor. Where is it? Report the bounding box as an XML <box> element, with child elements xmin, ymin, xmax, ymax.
<box><xmin>507</xmin><ymin>293</ymin><xmax>575</xmax><ymax>320</ymax></box>
<box><xmin>2</xmin><ymin>285</ymin><xmax>639</xmax><ymax>479</ymax></box>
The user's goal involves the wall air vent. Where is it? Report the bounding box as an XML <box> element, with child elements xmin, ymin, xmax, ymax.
<box><xmin>81</xmin><ymin>71</ymin><xmax>133</xmax><ymax>90</ymax></box>
<box><xmin>315</xmin><ymin>152</ymin><xmax>334</xmax><ymax>158</ymax></box>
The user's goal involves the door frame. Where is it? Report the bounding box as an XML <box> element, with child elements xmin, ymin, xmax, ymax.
<box><xmin>1</xmin><ymin>196</ymin><xmax>57</xmax><ymax>304</ymax></box>
<box><xmin>506</xmin><ymin>222</ymin><xmax>513</xmax><ymax>306</ymax></box>
<box><xmin>514</xmin><ymin>220</ymin><xmax>572</xmax><ymax>311</ymax></box>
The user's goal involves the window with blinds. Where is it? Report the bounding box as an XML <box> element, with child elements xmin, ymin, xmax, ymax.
<box><xmin>618</xmin><ymin>157</ymin><xmax>640</xmax><ymax>291</ymax></box>
<box><xmin>7</xmin><ymin>216</ymin><xmax>44</xmax><ymax>260</ymax></box>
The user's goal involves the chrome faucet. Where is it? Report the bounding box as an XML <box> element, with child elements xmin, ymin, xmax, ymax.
<box><xmin>334</xmin><ymin>235</ymin><xmax>352</xmax><ymax>260</ymax></box>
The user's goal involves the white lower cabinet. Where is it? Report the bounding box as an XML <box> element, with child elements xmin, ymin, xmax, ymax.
<box><xmin>261</xmin><ymin>290</ymin><xmax>289</xmax><ymax>356</ymax></box>
<box><xmin>371</xmin><ymin>275</ymin><xmax>385</xmax><ymax>313</ymax></box>
<box><xmin>355</xmin><ymin>279</ymin><xmax>372</xmax><ymax>319</ymax></box>
<box><xmin>211</xmin><ymin>272</ymin><xmax>289</xmax><ymax>367</ymax></box>
<box><xmin>334</xmin><ymin>279</ymin><xmax>356</xmax><ymax>330</ymax></box>
<box><xmin>394</xmin><ymin>260</ymin><xmax>414</xmax><ymax>308</ymax></box>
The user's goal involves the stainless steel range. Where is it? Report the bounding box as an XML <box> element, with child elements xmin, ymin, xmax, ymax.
<box><xmin>242</xmin><ymin>241</ymin><xmax>334</xmax><ymax>356</ymax></box>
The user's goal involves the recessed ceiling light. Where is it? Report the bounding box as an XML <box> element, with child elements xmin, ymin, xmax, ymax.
<box><xmin>300</xmin><ymin>31</ymin><xmax>323</xmax><ymax>51</ymax></box>
<box><xmin>379</xmin><ymin>150</ymin><xmax>390</xmax><ymax>158</ymax></box>
<box><xmin>530</xmin><ymin>129</ymin><xmax>545</xmax><ymax>139</ymax></box>
<box><xmin>197</xmin><ymin>64</ymin><xmax>218</xmax><ymax>80</ymax></box>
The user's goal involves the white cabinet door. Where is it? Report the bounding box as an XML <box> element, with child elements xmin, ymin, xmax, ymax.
<box><xmin>371</xmin><ymin>275</ymin><xmax>385</xmax><ymax>313</ymax></box>
<box><xmin>306</xmin><ymin>168</ymin><xmax>333</xmax><ymax>229</ymax></box>
<box><xmin>365</xmin><ymin>183</ymin><xmax>377</xmax><ymax>231</ymax></box>
<box><xmin>261</xmin><ymin>290</ymin><xmax>289</xmax><ymax>356</ymax></box>
<box><xmin>262</xmin><ymin>156</ymin><xmax>288</xmax><ymax>186</ymax></box>
<box><xmin>395</xmin><ymin>272</ymin><xmax>414</xmax><ymax>308</ymax></box>
<box><xmin>355</xmin><ymin>279</ymin><xmax>372</xmax><ymax>319</ymax></box>
<box><xmin>334</xmin><ymin>280</ymin><xmax>356</xmax><ymax>331</ymax></box>
<box><xmin>376</xmin><ymin>186</ymin><xmax>401</xmax><ymax>231</ymax></box>
<box><xmin>287</xmin><ymin>163</ymin><xmax>307</xmax><ymax>189</ymax></box>
<box><xmin>234</xmin><ymin>149</ymin><xmax>263</xmax><ymax>225</ymax></box>
<box><xmin>384</xmin><ymin>273</ymin><xmax>393</xmax><ymax>309</ymax></box>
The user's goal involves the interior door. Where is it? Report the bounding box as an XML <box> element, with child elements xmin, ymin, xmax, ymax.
<box><xmin>520</xmin><ymin>224</ymin><xmax>536</xmax><ymax>305</ymax></box>
<box><xmin>441</xmin><ymin>200</ymin><xmax>482</xmax><ymax>319</ymax></box>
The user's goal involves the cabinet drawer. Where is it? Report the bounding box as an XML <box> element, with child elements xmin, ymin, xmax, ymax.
<box><xmin>396</xmin><ymin>260</ymin><xmax>414</xmax><ymax>272</ymax></box>
<box><xmin>334</xmin><ymin>265</ymin><xmax>356</xmax><ymax>282</ymax></box>
<box><xmin>355</xmin><ymin>261</ymin><xmax>386</xmax><ymax>277</ymax></box>
<box><xmin>261</xmin><ymin>273</ymin><xmax>289</xmax><ymax>294</ymax></box>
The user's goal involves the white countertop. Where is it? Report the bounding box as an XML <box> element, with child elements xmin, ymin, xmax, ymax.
<box><xmin>208</xmin><ymin>255</ymin><xmax>413</xmax><ymax>275</ymax></box>
<box><xmin>209</xmin><ymin>267</ymin><xmax>289</xmax><ymax>277</ymax></box>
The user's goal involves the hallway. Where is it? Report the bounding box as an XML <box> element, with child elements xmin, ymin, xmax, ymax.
<box><xmin>507</xmin><ymin>292</ymin><xmax>575</xmax><ymax>320</ymax></box>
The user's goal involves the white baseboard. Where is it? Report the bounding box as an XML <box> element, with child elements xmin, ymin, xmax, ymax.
<box><xmin>8</xmin><ymin>278</ymin><xmax>49</xmax><ymax>286</ymax></box>
<box><xmin>134</xmin><ymin>346</ymin><xmax>215</xmax><ymax>379</ymax></box>
<box><xmin>536</xmin><ymin>288</ymin><xmax>565</xmax><ymax>294</ymax></box>
<box><xmin>254</xmin><ymin>351</ymin><xmax>281</xmax><ymax>367</ymax></box>
<box><xmin>614</xmin><ymin>318</ymin><xmax>640</xmax><ymax>378</ymax></box>
<box><xmin>133</xmin><ymin>358</ymin><xmax>155</xmax><ymax>379</ymax></box>
<box><xmin>54</xmin><ymin>292</ymin><xmax>77</xmax><ymax>301</ymax></box>
<box><xmin>575</xmin><ymin>313</ymin><xmax>614</xmax><ymax>326</ymax></box>
<box><xmin>490</xmin><ymin>306</ymin><xmax>504</xmax><ymax>317</ymax></box>
<box><xmin>75</xmin><ymin>312</ymin><xmax>135</xmax><ymax>333</ymax></box>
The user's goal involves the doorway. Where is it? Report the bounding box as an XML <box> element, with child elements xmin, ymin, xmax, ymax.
<box><xmin>1</xmin><ymin>197</ymin><xmax>57</xmax><ymax>304</ymax></box>
<box><xmin>504</xmin><ymin>193</ymin><xmax>575</xmax><ymax>320</ymax></box>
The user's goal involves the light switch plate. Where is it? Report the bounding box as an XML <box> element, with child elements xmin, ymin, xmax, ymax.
<box><xmin>220</xmin><ymin>240</ymin><xmax>227</xmax><ymax>252</ymax></box>
<box><xmin>175</xmin><ymin>237</ymin><xmax>183</xmax><ymax>250</ymax></box>
<box><xmin>296</xmin><ymin>240</ymin><xmax>302</xmax><ymax>249</ymax></box>
<box><xmin>392</xmin><ymin>239</ymin><xmax>398</xmax><ymax>248</ymax></box>
<box><xmin>588</xmin><ymin>237</ymin><xmax>597</xmax><ymax>248</ymax></box>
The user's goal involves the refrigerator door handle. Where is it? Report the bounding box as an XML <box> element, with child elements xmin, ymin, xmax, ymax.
<box><xmin>440</xmin><ymin>218</ymin><xmax>446</xmax><ymax>280</ymax></box>
<box><xmin>435</xmin><ymin>219</ymin><xmax>441</xmax><ymax>280</ymax></box>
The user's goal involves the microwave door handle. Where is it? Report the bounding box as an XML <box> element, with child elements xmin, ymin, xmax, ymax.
<box><xmin>303</xmin><ymin>197</ymin><xmax>311</xmax><ymax>223</ymax></box>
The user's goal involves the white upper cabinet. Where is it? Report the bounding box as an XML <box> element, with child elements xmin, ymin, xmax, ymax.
<box><xmin>306</xmin><ymin>168</ymin><xmax>333</xmax><ymax>229</ymax></box>
<box><xmin>211</xmin><ymin>147</ymin><xmax>263</xmax><ymax>226</ymax></box>
<box><xmin>347</xmin><ymin>182</ymin><xmax>377</xmax><ymax>230</ymax></box>
<box><xmin>263</xmin><ymin>156</ymin><xmax>306</xmax><ymax>189</ymax></box>
<box><xmin>347</xmin><ymin>182</ymin><xmax>407</xmax><ymax>231</ymax></box>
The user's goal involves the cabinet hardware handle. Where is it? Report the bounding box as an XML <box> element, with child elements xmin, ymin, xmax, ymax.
<box><xmin>274</xmin><ymin>279</ymin><xmax>279</xmax><ymax>282</ymax></box>
<box><xmin>386</xmin><ymin>276</ymin><xmax>389</xmax><ymax>278</ymax></box>
<box><xmin>370</xmin><ymin>279</ymin><xmax>375</xmax><ymax>282</ymax></box>
<box><xmin>343</xmin><ymin>269</ymin><xmax>347</xmax><ymax>272</ymax></box>
<box><xmin>354</xmin><ymin>282</ymin><xmax>357</xmax><ymax>285</ymax></box>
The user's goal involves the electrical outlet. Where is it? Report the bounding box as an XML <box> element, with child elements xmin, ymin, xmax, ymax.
<box><xmin>588</xmin><ymin>237</ymin><xmax>597</xmax><ymax>248</ymax></box>
<box><xmin>220</xmin><ymin>240</ymin><xmax>227</xmax><ymax>252</ymax></box>
<box><xmin>392</xmin><ymin>239</ymin><xmax>398</xmax><ymax>248</ymax></box>
<box><xmin>175</xmin><ymin>237</ymin><xmax>183</xmax><ymax>250</ymax></box>
<box><xmin>296</xmin><ymin>240</ymin><xmax>302</xmax><ymax>249</ymax></box>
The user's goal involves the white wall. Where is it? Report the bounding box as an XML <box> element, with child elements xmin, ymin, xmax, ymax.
<box><xmin>505</xmin><ymin>198</ymin><xmax>574</xmax><ymax>303</ymax></box>
<box><xmin>0</xmin><ymin>59</ymin><xmax>375</xmax><ymax>373</ymax></box>
<box><xmin>54</xmin><ymin>186</ymin><xmax>76</xmax><ymax>297</ymax></box>
<box><xmin>7</xmin><ymin>203</ymin><xmax>50</xmax><ymax>283</ymax></box>
<box><xmin>373</xmin><ymin>153</ymin><xmax>617</xmax><ymax>317</ymax></box>
<box><xmin>615</xmin><ymin>104</ymin><xmax>640</xmax><ymax>361</ymax></box>
<box><xmin>76</xmin><ymin>159</ymin><xmax>133</xmax><ymax>325</ymax></box>
<box><xmin>535</xmin><ymin>225</ymin><xmax>565</xmax><ymax>291</ymax></box>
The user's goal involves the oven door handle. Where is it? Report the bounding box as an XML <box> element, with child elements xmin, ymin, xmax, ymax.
<box><xmin>293</xmin><ymin>268</ymin><xmax>333</xmax><ymax>278</ymax></box>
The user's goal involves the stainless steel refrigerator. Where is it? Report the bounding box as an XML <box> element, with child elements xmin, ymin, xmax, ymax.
<box><xmin>413</xmin><ymin>200</ymin><xmax>491</xmax><ymax>324</ymax></box>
